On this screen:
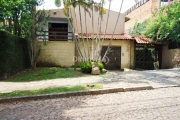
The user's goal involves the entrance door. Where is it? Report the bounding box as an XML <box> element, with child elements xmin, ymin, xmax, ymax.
<box><xmin>101</xmin><ymin>46</ymin><xmax>121</xmax><ymax>70</ymax></box>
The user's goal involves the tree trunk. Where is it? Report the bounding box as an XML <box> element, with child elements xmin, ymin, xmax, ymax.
<box><xmin>31</xmin><ymin>5</ymin><xmax>37</xmax><ymax>69</ymax></box>
<box><xmin>102</xmin><ymin>0</ymin><xmax>124</xmax><ymax>61</ymax></box>
<box><xmin>79</xmin><ymin>5</ymin><xmax>87</xmax><ymax>61</ymax></box>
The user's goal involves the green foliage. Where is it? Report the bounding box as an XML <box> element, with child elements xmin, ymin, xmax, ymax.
<box><xmin>0</xmin><ymin>84</ymin><xmax>103</xmax><ymax>98</ymax></box>
<box><xmin>0</xmin><ymin>31</ymin><xmax>30</xmax><ymax>79</ymax></box>
<box><xmin>80</xmin><ymin>62</ymin><xmax>92</xmax><ymax>73</ymax></box>
<box><xmin>144</xmin><ymin>1</ymin><xmax>180</xmax><ymax>42</ymax></box>
<box><xmin>91</xmin><ymin>62</ymin><xmax>104</xmax><ymax>71</ymax></box>
<box><xmin>63</xmin><ymin>0</ymin><xmax>92</xmax><ymax>17</ymax></box>
<box><xmin>0</xmin><ymin>0</ymin><xmax>49</xmax><ymax>68</ymax></box>
<box><xmin>97</xmin><ymin>62</ymin><xmax>104</xmax><ymax>71</ymax></box>
<box><xmin>0</xmin><ymin>0</ymin><xmax>45</xmax><ymax>37</ymax></box>
<box><xmin>80</xmin><ymin>62</ymin><xmax>104</xmax><ymax>73</ymax></box>
<box><xmin>8</xmin><ymin>67</ymin><xmax>83</xmax><ymax>82</ymax></box>
<box><xmin>128</xmin><ymin>20</ymin><xmax>147</xmax><ymax>36</ymax></box>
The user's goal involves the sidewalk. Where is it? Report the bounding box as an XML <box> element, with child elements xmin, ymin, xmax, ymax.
<box><xmin>0</xmin><ymin>68</ymin><xmax>180</xmax><ymax>93</ymax></box>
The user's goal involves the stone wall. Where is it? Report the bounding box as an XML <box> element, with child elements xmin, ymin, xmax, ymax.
<box><xmin>37</xmin><ymin>41</ymin><xmax>75</xmax><ymax>67</ymax></box>
<box><xmin>162</xmin><ymin>45</ymin><xmax>180</xmax><ymax>69</ymax></box>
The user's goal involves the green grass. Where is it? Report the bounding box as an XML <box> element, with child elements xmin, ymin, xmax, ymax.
<box><xmin>6</xmin><ymin>67</ymin><xmax>85</xmax><ymax>82</ymax></box>
<box><xmin>0</xmin><ymin>84</ymin><xmax>103</xmax><ymax>98</ymax></box>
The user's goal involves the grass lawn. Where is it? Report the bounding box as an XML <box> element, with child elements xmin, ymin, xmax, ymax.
<box><xmin>0</xmin><ymin>84</ymin><xmax>103</xmax><ymax>98</ymax></box>
<box><xmin>6</xmin><ymin>67</ymin><xmax>85</xmax><ymax>82</ymax></box>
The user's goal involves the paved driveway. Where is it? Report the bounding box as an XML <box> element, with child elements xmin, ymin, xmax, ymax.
<box><xmin>1</xmin><ymin>87</ymin><xmax>180</xmax><ymax>120</ymax></box>
<box><xmin>0</xmin><ymin>68</ymin><xmax>180</xmax><ymax>93</ymax></box>
<box><xmin>104</xmin><ymin>68</ymin><xmax>180</xmax><ymax>89</ymax></box>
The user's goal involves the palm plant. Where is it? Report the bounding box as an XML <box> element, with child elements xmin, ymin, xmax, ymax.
<box><xmin>62</xmin><ymin>0</ymin><xmax>124</xmax><ymax>65</ymax></box>
<box><xmin>63</xmin><ymin>0</ymin><xmax>92</xmax><ymax>61</ymax></box>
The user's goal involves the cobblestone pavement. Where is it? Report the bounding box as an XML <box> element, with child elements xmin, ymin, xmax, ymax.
<box><xmin>1</xmin><ymin>87</ymin><xmax>180</xmax><ymax>120</ymax></box>
<box><xmin>104</xmin><ymin>68</ymin><xmax>180</xmax><ymax>89</ymax></box>
<box><xmin>0</xmin><ymin>68</ymin><xmax>180</xmax><ymax>93</ymax></box>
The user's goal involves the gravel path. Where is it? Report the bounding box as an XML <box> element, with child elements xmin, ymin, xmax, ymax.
<box><xmin>1</xmin><ymin>87</ymin><xmax>180</xmax><ymax>120</ymax></box>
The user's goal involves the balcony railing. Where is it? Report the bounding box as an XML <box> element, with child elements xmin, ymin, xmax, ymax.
<box><xmin>37</xmin><ymin>31</ymin><xmax>73</xmax><ymax>41</ymax></box>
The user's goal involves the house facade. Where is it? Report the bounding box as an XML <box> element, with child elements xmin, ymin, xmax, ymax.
<box><xmin>124</xmin><ymin>0</ymin><xmax>180</xmax><ymax>69</ymax></box>
<box><xmin>125</xmin><ymin>0</ymin><xmax>173</xmax><ymax>32</ymax></box>
<box><xmin>77</xmin><ymin>34</ymin><xmax>135</xmax><ymax>70</ymax></box>
<box><xmin>37</xmin><ymin>8</ymin><xmax>136</xmax><ymax>70</ymax></box>
<box><xmin>125</xmin><ymin>0</ymin><xmax>160</xmax><ymax>32</ymax></box>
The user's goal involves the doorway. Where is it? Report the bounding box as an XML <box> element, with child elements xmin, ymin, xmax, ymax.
<box><xmin>101</xmin><ymin>46</ymin><xmax>121</xmax><ymax>70</ymax></box>
<box><xmin>135</xmin><ymin>45</ymin><xmax>162</xmax><ymax>70</ymax></box>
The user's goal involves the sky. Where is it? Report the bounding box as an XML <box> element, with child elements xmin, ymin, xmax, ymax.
<box><xmin>37</xmin><ymin>0</ymin><xmax>138</xmax><ymax>13</ymax></box>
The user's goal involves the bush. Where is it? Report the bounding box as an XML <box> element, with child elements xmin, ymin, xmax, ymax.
<box><xmin>80</xmin><ymin>62</ymin><xmax>104</xmax><ymax>73</ymax></box>
<box><xmin>80</xmin><ymin>62</ymin><xmax>92</xmax><ymax>73</ymax></box>
<box><xmin>98</xmin><ymin>62</ymin><xmax>104</xmax><ymax>71</ymax></box>
<box><xmin>0</xmin><ymin>31</ymin><xmax>30</xmax><ymax>79</ymax></box>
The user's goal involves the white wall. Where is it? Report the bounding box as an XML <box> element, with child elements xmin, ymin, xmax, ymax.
<box><xmin>45</xmin><ymin>8</ymin><xmax>125</xmax><ymax>35</ymax></box>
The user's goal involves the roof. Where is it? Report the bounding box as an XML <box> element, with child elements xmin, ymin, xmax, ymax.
<box><xmin>78</xmin><ymin>34</ymin><xmax>134</xmax><ymax>40</ymax></box>
<box><xmin>134</xmin><ymin>36</ymin><xmax>151</xmax><ymax>44</ymax></box>
<box><xmin>134</xmin><ymin>36</ymin><xmax>168</xmax><ymax>44</ymax></box>
<box><xmin>77</xmin><ymin>34</ymin><xmax>168</xmax><ymax>44</ymax></box>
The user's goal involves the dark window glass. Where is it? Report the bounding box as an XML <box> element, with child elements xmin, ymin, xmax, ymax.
<box><xmin>48</xmin><ymin>23</ymin><xmax>68</xmax><ymax>41</ymax></box>
<box><xmin>168</xmin><ymin>42</ymin><xmax>180</xmax><ymax>49</ymax></box>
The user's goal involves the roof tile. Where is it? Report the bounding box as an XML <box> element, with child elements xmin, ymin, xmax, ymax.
<box><xmin>79</xmin><ymin>34</ymin><xmax>135</xmax><ymax>40</ymax></box>
<box><xmin>134</xmin><ymin>36</ymin><xmax>168</xmax><ymax>44</ymax></box>
<box><xmin>78</xmin><ymin>34</ymin><xmax>168</xmax><ymax>44</ymax></box>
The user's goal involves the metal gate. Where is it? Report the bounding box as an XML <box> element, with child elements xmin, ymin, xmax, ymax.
<box><xmin>135</xmin><ymin>47</ymin><xmax>155</xmax><ymax>70</ymax></box>
<box><xmin>135</xmin><ymin>44</ymin><xmax>162</xmax><ymax>70</ymax></box>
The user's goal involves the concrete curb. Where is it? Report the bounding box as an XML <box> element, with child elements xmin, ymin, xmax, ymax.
<box><xmin>0</xmin><ymin>86</ymin><xmax>153</xmax><ymax>104</ymax></box>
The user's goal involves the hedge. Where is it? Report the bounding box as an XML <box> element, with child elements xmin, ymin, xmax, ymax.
<box><xmin>0</xmin><ymin>30</ymin><xmax>30</xmax><ymax>79</ymax></box>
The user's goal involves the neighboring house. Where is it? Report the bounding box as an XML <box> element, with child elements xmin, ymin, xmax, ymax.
<box><xmin>125</xmin><ymin>0</ymin><xmax>173</xmax><ymax>32</ymax></box>
<box><xmin>124</xmin><ymin>0</ymin><xmax>180</xmax><ymax>69</ymax></box>
<box><xmin>37</xmin><ymin>8</ymin><xmax>137</xmax><ymax>70</ymax></box>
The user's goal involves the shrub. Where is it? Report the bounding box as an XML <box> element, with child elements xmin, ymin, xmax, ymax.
<box><xmin>98</xmin><ymin>62</ymin><xmax>104</xmax><ymax>71</ymax></box>
<box><xmin>0</xmin><ymin>31</ymin><xmax>30</xmax><ymax>79</ymax></box>
<box><xmin>80</xmin><ymin>62</ymin><xmax>104</xmax><ymax>73</ymax></box>
<box><xmin>80</xmin><ymin>62</ymin><xmax>92</xmax><ymax>73</ymax></box>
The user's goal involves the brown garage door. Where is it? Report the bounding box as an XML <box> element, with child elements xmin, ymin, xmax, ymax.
<box><xmin>101</xmin><ymin>46</ymin><xmax>121</xmax><ymax>70</ymax></box>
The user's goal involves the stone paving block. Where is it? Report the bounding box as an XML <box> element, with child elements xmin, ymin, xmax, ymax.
<box><xmin>5</xmin><ymin>87</ymin><xmax>180</xmax><ymax>119</ymax></box>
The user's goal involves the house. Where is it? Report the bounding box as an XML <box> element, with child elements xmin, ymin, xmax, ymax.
<box><xmin>37</xmin><ymin>7</ymin><xmax>136</xmax><ymax>70</ymax></box>
<box><xmin>37</xmin><ymin>1</ymin><xmax>177</xmax><ymax>70</ymax></box>
<box><xmin>124</xmin><ymin>0</ymin><xmax>180</xmax><ymax>69</ymax></box>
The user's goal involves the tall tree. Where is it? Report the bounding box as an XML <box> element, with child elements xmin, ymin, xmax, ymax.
<box><xmin>144</xmin><ymin>1</ymin><xmax>180</xmax><ymax>42</ymax></box>
<box><xmin>0</xmin><ymin>0</ymin><xmax>49</xmax><ymax>68</ymax></box>
<box><xmin>62</xmin><ymin>0</ymin><xmax>122</xmax><ymax>65</ymax></box>
<box><xmin>128</xmin><ymin>20</ymin><xmax>147</xmax><ymax>36</ymax></box>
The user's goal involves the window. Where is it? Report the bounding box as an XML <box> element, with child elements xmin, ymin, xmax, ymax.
<box><xmin>168</xmin><ymin>42</ymin><xmax>180</xmax><ymax>49</ymax></box>
<box><xmin>48</xmin><ymin>23</ymin><xmax>68</xmax><ymax>41</ymax></box>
